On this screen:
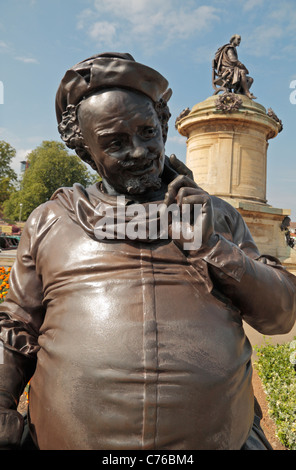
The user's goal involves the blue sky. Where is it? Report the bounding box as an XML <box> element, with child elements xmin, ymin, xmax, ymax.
<box><xmin>1</xmin><ymin>0</ymin><xmax>296</xmax><ymax>218</ymax></box>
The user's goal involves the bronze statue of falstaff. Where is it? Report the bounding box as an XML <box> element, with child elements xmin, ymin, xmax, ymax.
<box><xmin>0</xmin><ymin>52</ymin><xmax>295</xmax><ymax>450</ymax></box>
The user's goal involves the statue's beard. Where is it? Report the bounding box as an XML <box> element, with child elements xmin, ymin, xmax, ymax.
<box><xmin>101</xmin><ymin>154</ymin><xmax>164</xmax><ymax>196</ymax></box>
<box><xmin>119</xmin><ymin>155</ymin><xmax>163</xmax><ymax>195</ymax></box>
<box><xmin>124</xmin><ymin>173</ymin><xmax>162</xmax><ymax>195</ymax></box>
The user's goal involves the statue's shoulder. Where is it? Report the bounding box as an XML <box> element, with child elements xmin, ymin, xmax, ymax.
<box><xmin>214</xmin><ymin>43</ymin><xmax>231</xmax><ymax>61</ymax></box>
<box><xmin>210</xmin><ymin>195</ymin><xmax>243</xmax><ymax>226</ymax></box>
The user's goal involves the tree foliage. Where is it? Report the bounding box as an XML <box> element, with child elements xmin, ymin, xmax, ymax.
<box><xmin>3</xmin><ymin>141</ymin><xmax>99</xmax><ymax>221</ymax></box>
<box><xmin>0</xmin><ymin>141</ymin><xmax>17</xmax><ymax>210</ymax></box>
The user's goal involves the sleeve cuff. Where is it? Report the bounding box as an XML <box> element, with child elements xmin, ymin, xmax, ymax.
<box><xmin>202</xmin><ymin>234</ymin><xmax>246</xmax><ymax>282</ymax></box>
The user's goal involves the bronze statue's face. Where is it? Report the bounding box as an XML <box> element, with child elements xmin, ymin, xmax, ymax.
<box><xmin>78</xmin><ymin>89</ymin><xmax>165</xmax><ymax>196</ymax></box>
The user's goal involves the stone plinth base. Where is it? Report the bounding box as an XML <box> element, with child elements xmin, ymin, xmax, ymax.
<box><xmin>225</xmin><ymin>199</ymin><xmax>291</xmax><ymax>262</ymax></box>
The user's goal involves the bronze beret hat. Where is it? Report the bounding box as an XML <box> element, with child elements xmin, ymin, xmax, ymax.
<box><xmin>55</xmin><ymin>52</ymin><xmax>172</xmax><ymax>124</ymax></box>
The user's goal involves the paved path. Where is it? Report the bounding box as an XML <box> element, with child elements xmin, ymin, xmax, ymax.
<box><xmin>244</xmin><ymin>321</ymin><xmax>296</xmax><ymax>351</ymax></box>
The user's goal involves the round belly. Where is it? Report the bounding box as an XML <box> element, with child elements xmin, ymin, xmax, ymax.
<box><xmin>29</xmin><ymin>268</ymin><xmax>253</xmax><ymax>450</ymax></box>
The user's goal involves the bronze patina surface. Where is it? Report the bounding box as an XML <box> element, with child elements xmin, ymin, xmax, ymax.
<box><xmin>0</xmin><ymin>53</ymin><xmax>295</xmax><ymax>450</ymax></box>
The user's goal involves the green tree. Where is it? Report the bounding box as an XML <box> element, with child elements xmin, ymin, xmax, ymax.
<box><xmin>0</xmin><ymin>141</ymin><xmax>17</xmax><ymax>211</ymax></box>
<box><xmin>3</xmin><ymin>140</ymin><xmax>99</xmax><ymax>221</ymax></box>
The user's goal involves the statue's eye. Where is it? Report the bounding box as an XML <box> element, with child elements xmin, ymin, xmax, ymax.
<box><xmin>108</xmin><ymin>140</ymin><xmax>122</xmax><ymax>151</ymax></box>
<box><xmin>140</xmin><ymin>127</ymin><xmax>158</xmax><ymax>139</ymax></box>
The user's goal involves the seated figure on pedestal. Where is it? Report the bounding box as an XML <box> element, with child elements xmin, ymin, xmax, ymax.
<box><xmin>213</xmin><ymin>34</ymin><xmax>256</xmax><ymax>99</ymax></box>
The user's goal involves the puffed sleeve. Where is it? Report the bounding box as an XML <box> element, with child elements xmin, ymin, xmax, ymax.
<box><xmin>202</xmin><ymin>203</ymin><xmax>296</xmax><ymax>335</ymax></box>
<box><xmin>0</xmin><ymin>205</ymin><xmax>46</xmax><ymax>447</ymax></box>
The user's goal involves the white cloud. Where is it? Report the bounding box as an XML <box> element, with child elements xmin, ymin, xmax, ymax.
<box><xmin>0</xmin><ymin>40</ymin><xmax>9</xmax><ymax>50</ymax></box>
<box><xmin>77</xmin><ymin>9</ymin><xmax>94</xmax><ymax>30</ymax></box>
<box><xmin>26</xmin><ymin>136</ymin><xmax>44</xmax><ymax>144</ymax></box>
<box><xmin>0</xmin><ymin>39</ymin><xmax>38</xmax><ymax>63</ymax></box>
<box><xmin>0</xmin><ymin>40</ymin><xmax>13</xmax><ymax>55</ymax></box>
<box><xmin>193</xmin><ymin>45</ymin><xmax>215</xmax><ymax>64</ymax></box>
<box><xmin>12</xmin><ymin>149</ymin><xmax>32</xmax><ymax>174</ymax></box>
<box><xmin>242</xmin><ymin>0</ymin><xmax>265</xmax><ymax>11</ymax></box>
<box><xmin>244</xmin><ymin>1</ymin><xmax>296</xmax><ymax>58</ymax></box>
<box><xmin>268</xmin><ymin>1</ymin><xmax>296</xmax><ymax>23</ymax></box>
<box><xmin>167</xmin><ymin>135</ymin><xmax>187</xmax><ymax>145</ymax></box>
<box><xmin>15</xmin><ymin>56</ymin><xmax>38</xmax><ymax>64</ymax></box>
<box><xmin>0</xmin><ymin>129</ymin><xmax>35</xmax><ymax>174</ymax></box>
<box><xmin>93</xmin><ymin>0</ymin><xmax>158</xmax><ymax>17</ymax></box>
<box><xmin>77</xmin><ymin>1</ymin><xmax>220</xmax><ymax>49</ymax></box>
<box><xmin>248</xmin><ymin>25</ymin><xmax>283</xmax><ymax>56</ymax></box>
<box><xmin>89</xmin><ymin>21</ymin><xmax>117</xmax><ymax>45</ymax></box>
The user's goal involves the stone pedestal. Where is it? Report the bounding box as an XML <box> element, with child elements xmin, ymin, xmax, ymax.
<box><xmin>176</xmin><ymin>94</ymin><xmax>296</xmax><ymax>346</ymax></box>
<box><xmin>177</xmin><ymin>95</ymin><xmax>279</xmax><ymax>204</ymax></box>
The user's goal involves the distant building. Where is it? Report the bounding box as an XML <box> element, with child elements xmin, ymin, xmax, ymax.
<box><xmin>20</xmin><ymin>160</ymin><xmax>29</xmax><ymax>172</ymax></box>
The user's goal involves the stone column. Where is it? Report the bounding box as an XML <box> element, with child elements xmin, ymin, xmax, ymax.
<box><xmin>176</xmin><ymin>94</ymin><xmax>280</xmax><ymax>205</ymax></box>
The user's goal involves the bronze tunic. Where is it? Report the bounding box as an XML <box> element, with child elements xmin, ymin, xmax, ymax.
<box><xmin>216</xmin><ymin>43</ymin><xmax>244</xmax><ymax>86</ymax></box>
<box><xmin>0</xmin><ymin>183</ymin><xmax>296</xmax><ymax>450</ymax></box>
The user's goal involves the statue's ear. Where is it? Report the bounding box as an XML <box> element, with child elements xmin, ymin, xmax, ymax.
<box><xmin>162</xmin><ymin>88</ymin><xmax>172</xmax><ymax>102</ymax></box>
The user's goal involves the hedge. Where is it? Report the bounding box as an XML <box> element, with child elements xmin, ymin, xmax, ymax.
<box><xmin>255</xmin><ymin>338</ymin><xmax>296</xmax><ymax>450</ymax></box>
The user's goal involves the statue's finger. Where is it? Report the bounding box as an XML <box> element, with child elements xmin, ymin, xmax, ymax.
<box><xmin>169</xmin><ymin>154</ymin><xmax>194</xmax><ymax>180</ymax></box>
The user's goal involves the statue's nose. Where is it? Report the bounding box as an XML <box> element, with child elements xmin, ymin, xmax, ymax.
<box><xmin>131</xmin><ymin>137</ymin><xmax>149</xmax><ymax>159</ymax></box>
<box><xmin>131</xmin><ymin>146</ymin><xmax>148</xmax><ymax>159</ymax></box>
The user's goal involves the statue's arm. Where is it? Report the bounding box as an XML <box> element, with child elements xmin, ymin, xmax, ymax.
<box><xmin>202</xmin><ymin>212</ymin><xmax>296</xmax><ymax>335</ymax></box>
<box><xmin>163</xmin><ymin>171</ymin><xmax>296</xmax><ymax>336</ymax></box>
<box><xmin>227</xmin><ymin>47</ymin><xmax>248</xmax><ymax>73</ymax></box>
<box><xmin>0</xmin><ymin>207</ymin><xmax>45</xmax><ymax>449</ymax></box>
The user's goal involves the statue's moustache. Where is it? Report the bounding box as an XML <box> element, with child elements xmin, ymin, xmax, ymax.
<box><xmin>119</xmin><ymin>154</ymin><xmax>160</xmax><ymax>171</ymax></box>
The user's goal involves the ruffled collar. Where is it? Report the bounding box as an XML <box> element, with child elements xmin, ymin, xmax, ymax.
<box><xmin>51</xmin><ymin>156</ymin><xmax>179</xmax><ymax>243</ymax></box>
